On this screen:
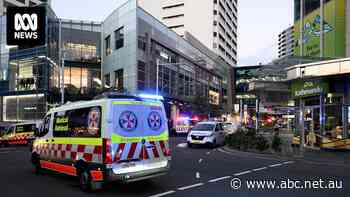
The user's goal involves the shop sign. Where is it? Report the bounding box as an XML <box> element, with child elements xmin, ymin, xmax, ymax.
<box><xmin>291</xmin><ymin>80</ymin><xmax>329</xmax><ymax>98</ymax></box>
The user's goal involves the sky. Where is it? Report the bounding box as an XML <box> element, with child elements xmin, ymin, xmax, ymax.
<box><xmin>51</xmin><ymin>0</ymin><xmax>294</xmax><ymax>66</ymax></box>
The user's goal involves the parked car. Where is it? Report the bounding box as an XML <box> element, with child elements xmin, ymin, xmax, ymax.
<box><xmin>223</xmin><ymin>122</ymin><xmax>239</xmax><ymax>134</ymax></box>
<box><xmin>187</xmin><ymin>121</ymin><xmax>225</xmax><ymax>148</ymax></box>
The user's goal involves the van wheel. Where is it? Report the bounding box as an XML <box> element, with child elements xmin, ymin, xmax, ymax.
<box><xmin>79</xmin><ymin>169</ymin><xmax>103</xmax><ymax>192</ymax></box>
<box><xmin>210</xmin><ymin>140</ymin><xmax>217</xmax><ymax>149</ymax></box>
<box><xmin>187</xmin><ymin>142</ymin><xmax>192</xmax><ymax>148</ymax></box>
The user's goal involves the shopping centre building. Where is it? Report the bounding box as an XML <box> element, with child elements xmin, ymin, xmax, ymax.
<box><xmin>287</xmin><ymin>58</ymin><xmax>350</xmax><ymax>148</ymax></box>
<box><xmin>0</xmin><ymin>0</ymin><xmax>233</xmax><ymax>123</ymax></box>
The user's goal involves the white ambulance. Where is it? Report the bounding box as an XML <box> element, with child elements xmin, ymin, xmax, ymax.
<box><xmin>31</xmin><ymin>94</ymin><xmax>171</xmax><ymax>191</ymax></box>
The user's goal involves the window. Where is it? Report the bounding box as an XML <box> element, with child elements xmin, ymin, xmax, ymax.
<box><xmin>104</xmin><ymin>74</ymin><xmax>110</xmax><ymax>87</ymax></box>
<box><xmin>16</xmin><ymin>124</ymin><xmax>36</xmax><ymax>134</ymax></box>
<box><xmin>105</xmin><ymin>35</ymin><xmax>111</xmax><ymax>56</ymax></box>
<box><xmin>168</xmin><ymin>24</ymin><xmax>185</xmax><ymax>29</ymax></box>
<box><xmin>39</xmin><ymin>115</ymin><xmax>51</xmax><ymax>137</ymax></box>
<box><xmin>114</xmin><ymin>69</ymin><xmax>124</xmax><ymax>91</ymax></box>
<box><xmin>162</xmin><ymin>14</ymin><xmax>184</xmax><ymax>19</ymax></box>
<box><xmin>138</xmin><ymin>39</ymin><xmax>146</xmax><ymax>51</ymax></box>
<box><xmin>53</xmin><ymin>107</ymin><xmax>101</xmax><ymax>138</ymax></box>
<box><xmin>114</xmin><ymin>27</ymin><xmax>124</xmax><ymax>50</ymax></box>
<box><xmin>162</xmin><ymin>3</ymin><xmax>184</xmax><ymax>9</ymax></box>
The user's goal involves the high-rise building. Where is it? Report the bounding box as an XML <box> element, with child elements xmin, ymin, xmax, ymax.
<box><xmin>278</xmin><ymin>26</ymin><xmax>295</xmax><ymax>58</ymax></box>
<box><xmin>0</xmin><ymin>0</ymin><xmax>50</xmax><ymax>15</ymax></box>
<box><xmin>137</xmin><ymin>0</ymin><xmax>238</xmax><ymax>67</ymax></box>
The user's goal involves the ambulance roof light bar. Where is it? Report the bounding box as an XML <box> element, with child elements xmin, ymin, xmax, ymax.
<box><xmin>138</xmin><ymin>94</ymin><xmax>164</xmax><ymax>101</ymax></box>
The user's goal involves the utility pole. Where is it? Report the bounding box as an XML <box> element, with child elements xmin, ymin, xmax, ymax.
<box><xmin>60</xmin><ymin>51</ymin><xmax>65</xmax><ymax>105</ymax></box>
<box><xmin>59</xmin><ymin>19</ymin><xmax>65</xmax><ymax>105</ymax></box>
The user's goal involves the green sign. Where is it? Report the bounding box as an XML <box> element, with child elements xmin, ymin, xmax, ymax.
<box><xmin>291</xmin><ymin>80</ymin><xmax>329</xmax><ymax>98</ymax></box>
<box><xmin>294</xmin><ymin>0</ymin><xmax>346</xmax><ymax>58</ymax></box>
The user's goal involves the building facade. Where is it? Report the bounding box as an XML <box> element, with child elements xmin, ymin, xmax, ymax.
<box><xmin>0</xmin><ymin>7</ymin><xmax>102</xmax><ymax>122</ymax></box>
<box><xmin>278</xmin><ymin>26</ymin><xmax>295</xmax><ymax>59</ymax></box>
<box><xmin>60</xmin><ymin>19</ymin><xmax>102</xmax><ymax>101</ymax></box>
<box><xmin>294</xmin><ymin>0</ymin><xmax>350</xmax><ymax>58</ymax></box>
<box><xmin>137</xmin><ymin>0</ymin><xmax>238</xmax><ymax>67</ymax></box>
<box><xmin>0</xmin><ymin>5</ymin><xmax>59</xmax><ymax>122</ymax></box>
<box><xmin>0</xmin><ymin>0</ymin><xmax>50</xmax><ymax>15</ymax></box>
<box><xmin>102</xmin><ymin>0</ymin><xmax>233</xmax><ymax>121</ymax></box>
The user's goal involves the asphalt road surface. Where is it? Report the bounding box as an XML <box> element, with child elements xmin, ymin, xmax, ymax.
<box><xmin>0</xmin><ymin>137</ymin><xmax>349</xmax><ymax>197</ymax></box>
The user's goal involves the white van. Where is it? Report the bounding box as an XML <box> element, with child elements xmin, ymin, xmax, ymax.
<box><xmin>31</xmin><ymin>94</ymin><xmax>171</xmax><ymax>191</ymax></box>
<box><xmin>187</xmin><ymin>121</ymin><xmax>226</xmax><ymax>148</ymax></box>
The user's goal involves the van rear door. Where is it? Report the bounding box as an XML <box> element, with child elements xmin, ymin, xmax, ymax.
<box><xmin>111</xmin><ymin>99</ymin><xmax>170</xmax><ymax>172</ymax></box>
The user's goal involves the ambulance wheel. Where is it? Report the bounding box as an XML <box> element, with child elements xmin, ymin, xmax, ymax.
<box><xmin>31</xmin><ymin>153</ymin><xmax>41</xmax><ymax>174</ymax></box>
<box><xmin>79</xmin><ymin>169</ymin><xmax>103</xmax><ymax>192</ymax></box>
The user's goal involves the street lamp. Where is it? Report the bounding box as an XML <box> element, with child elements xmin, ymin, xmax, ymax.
<box><xmin>59</xmin><ymin>19</ymin><xmax>65</xmax><ymax>105</ymax></box>
<box><xmin>60</xmin><ymin>51</ymin><xmax>66</xmax><ymax>105</ymax></box>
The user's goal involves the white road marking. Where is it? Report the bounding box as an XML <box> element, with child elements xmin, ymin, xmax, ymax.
<box><xmin>252</xmin><ymin>167</ymin><xmax>267</xmax><ymax>172</ymax></box>
<box><xmin>0</xmin><ymin>148</ymin><xmax>17</xmax><ymax>151</ymax></box>
<box><xmin>149</xmin><ymin>190</ymin><xmax>176</xmax><ymax>197</ymax></box>
<box><xmin>198</xmin><ymin>158</ymin><xmax>203</xmax><ymax>163</ymax></box>
<box><xmin>178</xmin><ymin>183</ymin><xmax>204</xmax><ymax>191</ymax></box>
<box><xmin>208</xmin><ymin>176</ymin><xmax>232</xmax><ymax>183</ymax></box>
<box><xmin>269</xmin><ymin>163</ymin><xmax>283</xmax><ymax>167</ymax></box>
<box><xmin>0</xmin><ymin>150</ymin><xmax>25</xmax><ymax>154</ymax></box>
<box><xmin>283</xmin><ymin>161</ymin><xmax>295</xmax><ymax>165</ymax></box>
<box><xmin>176</xmin><ymin>143</ymin><xmax>187</xmax><ymax>148</ymax></box>
<box><xmin>206</xmin><ymin>151</ymin><xmax>211</xmax><ymax>155</ymax></box>
<box><xmin>234</xmin><ymin>170</ymin><xmax>252</xmax><ymax>176</ymax></box>
<box><xmin>218</xmin><ymin>148</ymin><xmax>282</xmax><ymax>161</ymax></box>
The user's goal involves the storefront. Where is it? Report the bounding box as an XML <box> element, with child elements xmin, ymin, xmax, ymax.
<box><xmin>287</xmin><ymin>58</ymin><xmax>350</xmax><ymax>149</ymax></box>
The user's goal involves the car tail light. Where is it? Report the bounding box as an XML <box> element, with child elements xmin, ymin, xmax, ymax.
<box><xmin>103</xmin><ymin>138</ymin><xmax>113</xmax><ymax>164</ymax></box>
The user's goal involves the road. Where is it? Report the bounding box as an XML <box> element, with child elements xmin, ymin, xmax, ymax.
<box><xmin>0</xmin><ymin>137</ymin><xmax>349</xmax><ymax>197</ymax></box>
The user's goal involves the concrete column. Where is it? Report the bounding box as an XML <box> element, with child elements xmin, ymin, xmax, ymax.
<box><xmin>320</xmin><ymin>93</ymin><xmax>325</xmax><ymax>135</ymax></box>
<box><xmin>346</xmin><ymin>0</ymin><xmax>350</xmax><ymax>57</ymax></box>
<box><xmin>0</xmin><ymin>0</ymin><xmax>4</xmax><ymax>16</ymax></box>
<box><xmin>299</xmin><ymin>99</ymin><xmax>305</xmax><ymax>155</ymax></box>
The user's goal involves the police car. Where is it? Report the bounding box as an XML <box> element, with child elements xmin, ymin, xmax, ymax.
<box><xmin>31</xmin><ymin>93</ymin><xmax>171</xmax><ymax>191</ymax></box>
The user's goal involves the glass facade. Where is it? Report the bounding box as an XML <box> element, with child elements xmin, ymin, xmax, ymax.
<box><xmin>1</xmin><ymin>15</ymin><xmax>103</xmax><ymax>122</ymax></box>
<box><xmin>102</xmin><ymin>0</ymin><xmax>231</xmax><ymax>117</ymax></box>
<box><xmin>0</xmin><ymin>6</ymin><xmax>60</xmax><ymax>122</ymax></box>
<box><xmin>60</xmin><ymin>19</ymin><xmax>102</xmax><ymax>101</ymax></box>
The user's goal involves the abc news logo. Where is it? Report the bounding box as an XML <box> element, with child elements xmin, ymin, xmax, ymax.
<box><xmin>14</xmin><ymin>13</ymin><xmax>38</xmax><ymax>39</ymax></box>
<box><xmin>7</xmin><ymin>7</ymin><xmax>46</xmax><ymax>47</ymax></box>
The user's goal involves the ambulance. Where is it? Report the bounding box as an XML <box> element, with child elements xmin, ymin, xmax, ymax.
<box><xmin>31</xmin><ymin>94</ymin><xmax>171</xmax><ymax>191</ymax></box>
<box><xmin>0</xmin><ymin>122</ymin><xmax>39</xmax><ymax>146</ymax></box>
